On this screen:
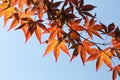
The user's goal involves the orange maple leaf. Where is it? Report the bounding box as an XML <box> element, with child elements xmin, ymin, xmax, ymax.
<box><xmin>43</xmin><ymin>39</ymin><xmax>70</xmax><ymax>62</ymax></box>
<box><xmin>70</xmin><ymin>39</ymin><xmax>94</xmax><ymax>64</ymax></box>
<box><xmin>69</xmin><ymin>19</ymin><xmax>85</xmax><ymax>31</ymax></box>
<box><xmin>96</xmin><ymin>50</ymin><xmax>112</xmax><ymax>71</ymax></box>
<box><xmin>84</xmin><ymin>16</ymin><xmax>103</xmax><ymax>39</ymax></box>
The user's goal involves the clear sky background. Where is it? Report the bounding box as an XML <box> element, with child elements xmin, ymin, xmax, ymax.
<box><xmin>0</xmin><ymin>0</ymin><xmax>120</xmax><ymax>80</ymax></box>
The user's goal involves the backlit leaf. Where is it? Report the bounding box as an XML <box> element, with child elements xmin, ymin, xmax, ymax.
<box><xmin>60</xmin><ymin>40</ymin><xmax>70</xmax><ymax>56</ymax></box>
<box><xmin>38</xmin><ymin>8</ymin><xmax>43</xmax><ymax>19</ymax></box>
<box><xmin>86</xmin><ymin>53</ymin><xmax>99</xmax><ymax>62</ymax></box>
<box><xmin>54</xmin><ymin>45</ymin><xmax>60</xmax><ymax>62</ymax></box>
<box><xmin>8</xmin><ymin>19</ymin><xmax>19</xmax><ymax>31</ymax></box>
<box><xmin>35</xmin><ymin>24</ymin><xmax>42</xmax><ymax>43</ymax></box>
<box><xmin>96</xmin><ymin>55</ymin><xmax>103</xmax><ymax>71</ymax></box>
<box><xmin>80</xmin><ymin>48</ymin><xmax>86</xmax><ymax>64</ymax></box>
<box><xmin>102</xmin><ymin>52</ymin><xmax>112</xmax><ymax>68</ymax></box>
<box><xmin>43</xmin><ymin>39</ymin><xmax>58</xmax><ymax>56</ymax></box>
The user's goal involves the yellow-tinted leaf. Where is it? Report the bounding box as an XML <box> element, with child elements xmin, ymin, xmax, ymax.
<box><xmin>43</xmin><ymin>39</ymin><xmax>58</xmax><ymax>56</ymax></box>
<box><xmin>33</xmin><ymin>0</ymin><xmax>37</xmax><ymax>4</ymax></box>
<box><xmin>104</xmin><ymin>51</ymin><xmax>114</xmax><ymax>58</ymax></box>
<box><xmin>102</xmin><ymin>52</ymin><xmax>112</xmax><ymax>68</ymax></box>
<box><xmin>3</xmin><ymin>7</ymin><xmax>15</xmax><ymax>27</ymax></box>
<box><xmin>0</xmin><ymin>2</ymin><xmax>9</xmax><ymax>9</ymax></box>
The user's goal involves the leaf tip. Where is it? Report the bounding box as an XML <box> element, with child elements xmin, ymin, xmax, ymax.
<box><xmin>42</xmin><ymin>53</ymin><xmax>46</xmax><ymax>57</ymax></box>
<box><xmin>70</xmin><ymin>56</ymin><xmax>75</xmax><ymax>62</ymax></box>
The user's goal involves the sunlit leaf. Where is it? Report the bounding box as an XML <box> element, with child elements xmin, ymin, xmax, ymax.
<box><xmin>8</xmin><ymin>19</ymin><xmax>19</xmax><ymax>31</ymax></box>
<box><xmin>96</xmin><ymin>55</ymin><xmax>103</xmax><ymax>71</ymax></box>
<box><xmin>60</xmin><ymin>40</ymin><xmax>70</xmax><ymax>56</ymax></box>
<box><xmin>102</xmin><ymin>52</ymin><xmax>112</xmax><ymax>68</ymax></box>
<box><xmin>43</xmin><ymin>39</ymin><xmax>58</xmax><ymax>56</ymax></box>
<box><xmin>35</xmin><ymin>24</ymin><xmax>42</xmax><ymax>43</ymax></box>
<box><xmin>54</xmin><ymin>45</ymin><xmax>60</xmax><ymax>62</ymax></box>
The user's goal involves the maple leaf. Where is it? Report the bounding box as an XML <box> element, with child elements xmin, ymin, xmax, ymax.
<box><xmin>102</xmin><ymin>51</ymin><xmax>112</xmax><ymax>68</ymax></box>
<box><xmin>44</xmin><ymin>22</ymin><xmax>64</xmax><ymax>40</ymax></box>
<box><xmin>70</xmin><ymin>39</ymin><xmax>94</xmax><ymax>64</ymax></box>
<box><xmin>68</xmin><ymin>19</ymin><xmax>85</xmax><ymax>31</ymax></box>
<box><xmin>43</xmin><ymin>39</ymin><xmax>70</xmax><ymax>62</ymax></box>
<box><xmin>0</xmin><ymin>1</ymin><xmax>17</xmax><ymax>28</ymax></box>
<box><xmin>43</xmin><ymin>39</ymin><xmax>58</xmax><ymax>56</ymax></box>
<box><xmin>75</xmin><ymin>0</ymin><xmax>95</xmax><ymax>18</ymax></box>
<box><xmin>86</xmin><ymin>49</ymin><xmax>100</xmax><ymax>62</ymax></box>
<box><xmin>101</xmin><ymin>23</ymin><xmax>116</xmax><ymax>38</ymax></box>
<box><xmin>15</xmin><ymin>18</ymin><xmax>47</xmax><ymax>43</ymax></box>
<box><xmin>0</xmin><ymin>0</ymin><xmax>119</xmax><ymax>80</ymax></box>
<box><xmin>84</xmin><ymin>16</ymin><xmax>103</xmax><ymax>39</ymax></box>
<box><xmin>96</xmin><ymin>50</ymin><xmax>112</xmax><ymax>71</ymax></box>
<box><xmin>3</xmin><ymin>6</ymin><xmax>15</xmax><ymax>27</ymax></box>
<box><xmin>70</xmin><ymin>44</ymin><xmax>86</xmax><ymax>64</ymax></box>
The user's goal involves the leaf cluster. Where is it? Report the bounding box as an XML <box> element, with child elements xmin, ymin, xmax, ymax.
<box><xmin>0</xmin><ymin>0</ymin><xmax>120</xmax><ymax>80</ymax></box>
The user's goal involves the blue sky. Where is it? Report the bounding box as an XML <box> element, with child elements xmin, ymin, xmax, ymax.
<box><xmin>0</xmin><ymin>0</ymin><xmax>120</xmax><ymax>80</ymax></box>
